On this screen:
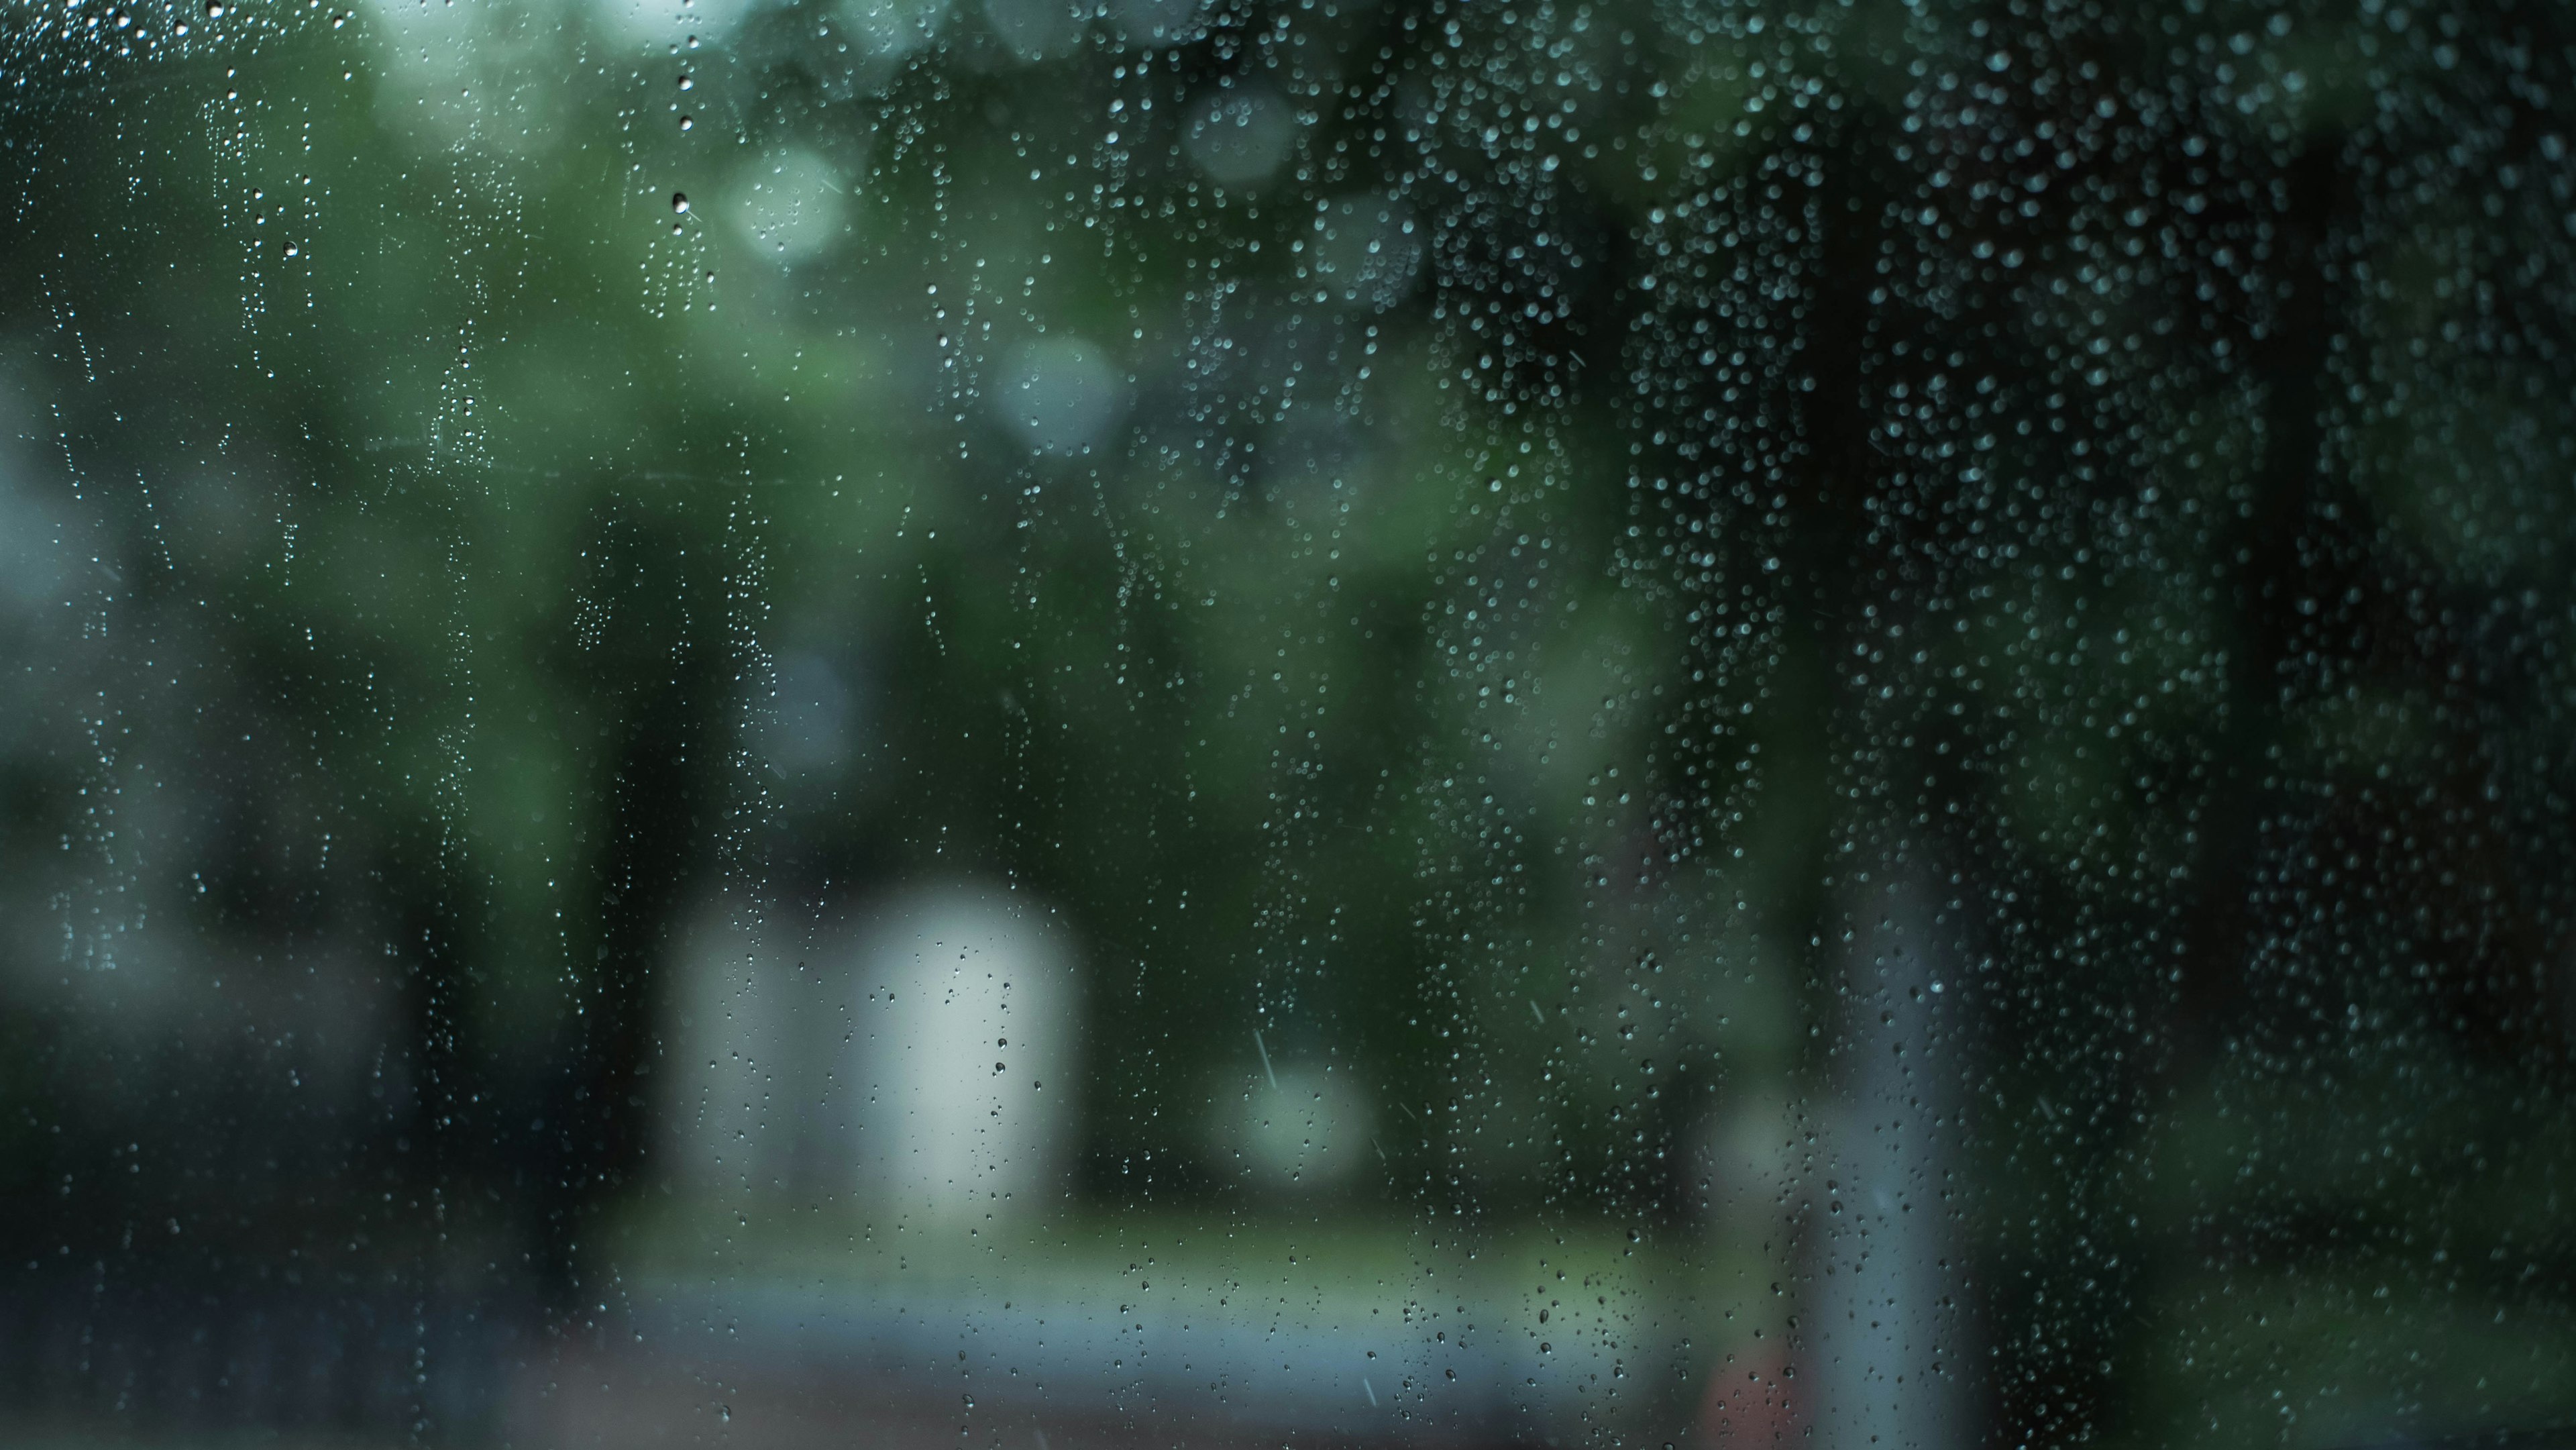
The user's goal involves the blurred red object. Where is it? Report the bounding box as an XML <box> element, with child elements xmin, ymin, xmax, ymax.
<box><xmin>1699</xmin><ymin>1346</ymin><xmax>1801</xmax><ymax>1448</ymax></box>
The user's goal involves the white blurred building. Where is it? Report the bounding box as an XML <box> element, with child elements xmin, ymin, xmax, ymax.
<box><xmin>663</xmin><ymin>882</ymin><xmax>1080</xmax><ymax>1221</ymax></box>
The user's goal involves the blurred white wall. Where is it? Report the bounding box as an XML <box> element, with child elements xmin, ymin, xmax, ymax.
<box><xmin>665</xmin><ymin>909</ymin><xmax>801</xmax><ymax>1196</ymax></box>
<box><xmin>837</xmin><ymin>884</ymin><xmax>1078</xmax><ymax>1219</ymax></box>
<box><xmin>663</xmin><ymin>882</ymin><xmax>1079</xmax><ymax>1221</ymax></box>
<box><xmin>1803</xmin><ymin>869</ymin><xmax>1972</xmax><ymax>1450</ymax></box>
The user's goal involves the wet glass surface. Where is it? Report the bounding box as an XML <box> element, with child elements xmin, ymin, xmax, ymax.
<box><xmin>3</xmin><ymin>1</ymin><xmax>2574</xmax><ymax>1447</ymax></box>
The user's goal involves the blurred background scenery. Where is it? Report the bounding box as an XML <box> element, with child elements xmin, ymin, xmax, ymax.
<box><xmin>3</xmin><ymin>0</ymin><xmax>2574</xmax><ymax>1445</ymax></box>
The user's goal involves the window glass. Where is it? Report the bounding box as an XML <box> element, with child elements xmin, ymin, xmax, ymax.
<box><xmin>3</xmin><ymin>1</ymin><xmax>2572</xmax><ymax>1447</ymax></box>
